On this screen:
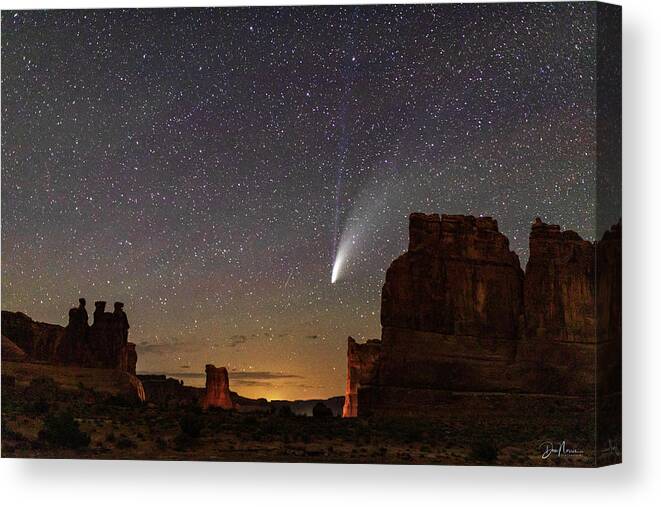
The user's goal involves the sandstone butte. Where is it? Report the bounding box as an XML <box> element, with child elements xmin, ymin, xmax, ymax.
<box><xmin>201</xmin><ymin>364</ymin><xmax>235</xmax><ymax>410</ymax></box>
<box><xmin>343</xmin><ymin>213</ymin><xmax>621</xmax><ymax>418</ymax></box>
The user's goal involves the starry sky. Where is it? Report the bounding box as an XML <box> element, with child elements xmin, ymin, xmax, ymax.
<box><xmin>2</xmin><ymin>3</ymin><xmax>609</xmax><ymax>400</ymax></box>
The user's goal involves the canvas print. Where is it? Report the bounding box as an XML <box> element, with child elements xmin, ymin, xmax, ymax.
<box><xmin>1</xmin><ymin>2</ymin><xmax>621</xmax><ymax>466</ymax></box>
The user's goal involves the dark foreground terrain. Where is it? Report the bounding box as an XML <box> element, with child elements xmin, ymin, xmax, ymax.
<box><xmin>1</xmin><ymin>363</ymin><xmax>620</xmax><ymax>466</ymax></box>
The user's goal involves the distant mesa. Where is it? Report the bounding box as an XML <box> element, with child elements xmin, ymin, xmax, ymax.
<box><xmin>344</xmin><ymin>213</ymin><xmax>621</xmax><ymax>418</ymax></box>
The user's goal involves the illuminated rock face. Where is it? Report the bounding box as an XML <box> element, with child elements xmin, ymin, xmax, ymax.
<box><xmin>342</xmin><ymin>337</ymin><xmax>381</xmax><ymax>417</ymax></box>
<box><xmin>201</xmin><ymin>364</ymin><xmax>234</xmax><ymax>410</ymax></box>
<box><xmin>347</xmin><ymin>213</ymin><xmax>621</xmax><ymax>417</ymax></box>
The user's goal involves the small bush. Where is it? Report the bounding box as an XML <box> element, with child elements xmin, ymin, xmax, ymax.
<box><xmin>470</xmin><ymin>440</ymin><xmax>498</xmax><ymax>464</ymax></box>
<box><xmin>278</xmin><ymin>405</ymin><xmax>293</xmax><ymax>417</ymax></box>
<box><xmin>26</xmin><ymin>376</ymin><xmax>58</xmax><ymax>407</ymax></box>
<box><xmin>38</xmin><ymin>412</ymin><xmax>90</xmax><ymax>449</ymax></box>
<box><xmin>116</xmin><ymin>437</ymin><xmax>136</xmax><ymax>449</ymax></box>
<box><xmin>173</xmin><ymin>432</ymin><xmax>195</xmax><ymax>451</ymax></box>
<box><xmin>155</xmin><ymin>436</ymin><xmax>167</xmax><ymax>450</ymax></box>
<box><xmin>312</xmin><ymin>402</ymin><xmax>333</xmax><ymax>418</ymax></box>
<box><xmin>179</xmin><ymin>413</ymin><xmax>203</xmax><ymax>438</ymax></box>
<box><xmin>28</xmin><ymin>399</ymin><xmax>51</xmax><ymax>415</ymax></box>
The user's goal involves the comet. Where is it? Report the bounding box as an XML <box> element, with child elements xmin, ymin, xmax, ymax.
<box><xmin>330</xmin><ymin>183</ymin><xmax>390</xmax><ymax>284</ymax></box>
<box><xmin>330</xmin><ymin>167</ymin><xmax>425</xmax><ymax>284</ymax></box>
<box><xmin>331</xmin><ymin>248</ymin><xmax>344</xmax><ymax>284</ymax></box>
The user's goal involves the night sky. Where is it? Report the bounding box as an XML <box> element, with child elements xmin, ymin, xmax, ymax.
<box><xmin>2</xmin><ymin>4</ymin><xmax>604</xmax><ymax>400</ymax></box>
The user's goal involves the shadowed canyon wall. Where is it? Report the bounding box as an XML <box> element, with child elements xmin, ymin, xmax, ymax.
<box><xmin>346</xmin><ymin>213</ymin><xmax>621</xmax><ymax>417</ymax></box>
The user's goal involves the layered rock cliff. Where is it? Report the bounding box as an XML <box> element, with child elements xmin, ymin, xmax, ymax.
<box><xmin>346</xmin><ymin>213</ymin><xmax>621</xmax><ymax>417</ymax></box>
<box><xmin>382</xmin><ymin>213</ymin><xmax>524</xmax><ymax>339</ymax></box>
<box><xmin>524</xmin><ymin>218</ymin><xmax>595</xmax><ymax>342</ymax></box>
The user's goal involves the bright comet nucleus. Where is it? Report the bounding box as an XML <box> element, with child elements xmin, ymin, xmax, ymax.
<box><xmin>331</xmin><ymin>249</ymin><xmax>345</xmax><ymax>283</ymax></box>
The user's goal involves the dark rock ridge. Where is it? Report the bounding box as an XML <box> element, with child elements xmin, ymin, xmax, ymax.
<box><xmin>1</xmin><ymin>299</ymin><xmax>136</xmax><ymax>374</ymax></box>
<box><xmin>138</xmin><ymin>374</ymin><xmax>204</xmax><ymax>407</ymax></box>
<box><xmin>346</xmin><ymin>213</ymin><xmax>621</xmax><ymax>417</ymax></box>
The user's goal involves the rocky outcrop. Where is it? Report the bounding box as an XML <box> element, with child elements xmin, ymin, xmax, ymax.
<box><xmin>374</xmin><ymin>214</ymin><xmax>525</xmax><ymax>404</ymax></box>
<box><xmin>382</xmin><ymin>214</ymin><xmax>524</xmax><ymax>339</ymax></box>
<box><xmin>524</xmin><ymin>218</ymin><xmax>595</xmax><ymax>342</ymax></box>
<box><xmin>342</xmin><ymin>337</ymin><xmax>381</xmax><ymax>417</ymax></box>
<box><xmin>201</xmin><ymin>364</ymin><xmax>234</xmax><ymax>410</ymax></box>
<box><xmin>1</xmin><ymin>311</ymin><xmax>67</xmax><ymax>362</ymax></box>
<box><xmin>2</xmin><ymin>359</ymin><xmax>145</xmax><ymax>403</ymax></box>
<box><xmin>1</xmin><ymin>299</ymin><xmax>136</xmax><ymax>373</ymax></box>
<box><xmin>2</xmin><ymin>335</ymin><xmax>27</xmax><ymax>361</ymax></box>
<box><xmin>126</xmin><ymin>343</ymin><xmax>138</xmax><ymax>375</ymax></box>
<box><xmin>347</xmin><ymin>213</ymin><xmax>621</xmax><ymax>417</ymax></box>
<box><xmin>596</xmin><ymin>221</ymin><xmax>622</xmax><ymax>395</ymax></box>
<box><xmin>138</xmin><ymin>374</ymin><xmax>203</xmax><ymax>407</ymax></box>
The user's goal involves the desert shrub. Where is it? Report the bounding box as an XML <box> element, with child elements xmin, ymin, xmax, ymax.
<box><xmin>2</xmin><ymin>426</ymin><xmax>27</xmax><ymax>441</ymax></box>
<box><xmin>38</xmin><ymin>412</ymin><xmax>90</xmax><ymax>449</ymax></box>
<box><xmin>26</xmin><ymin>376</ymin><xmax>58</xmax><ymax>403</ymax></box>
<box><xmin>179</xmin><ymin>413</ymin><xmax>204</xmax><ymax>438</ymax></box>
<box><xmin>28</xmin><ymin>399</ymin><xmax>51</xmax><ymax>415</ymax></box>
<box><xmin>106</xmin><ymin>394</ymin><xmax>130</xmax><ymax>407</ymax></box>
<box><xmin>312</xmin><ymin>402</ymin><xmax>333</xmax><ymax>418</ymax></box>
<box><xmin>116</xmin><ymin>436</ymin><xmax>136</xmax><ymax>449</ymax></box>
<box><xmin>470</xmin><ymin>440</ymin><xmax>498</xmax><ymax>464</ymax></box>
<box><xmin>278</xmin><ymin>405</ymin><xmax>293</xmax><ymax>417</ymax></box>
<box><xmin>173</xmin><ymin>432</ymin><xmax>194</xmax><ymax>450</ymax></box>
<box><xmin>243</xmin><ymin>415</ymin><xmax>258</xmax><ymax>427</ymax></box>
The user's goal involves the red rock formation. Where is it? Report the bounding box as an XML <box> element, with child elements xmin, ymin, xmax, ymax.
<box><xmin>596</xmin><ymin>221</ymin><xmax>622</xmax><ymax>395</ymax></box>
<box><xmin>347</xmin><ymin>213</ymin><xmax>621</xmax><ymax>417</ymax></box>
<box><xmin>342</xmin><ymin>337</ymin><xmax>381</xmax><ymax>417</ymax></box>
<box><xmin>382</xmin><ymin>213</ymin><xmax>524</xmax><ymax>339</ymax></box>
<box><xmin>375</xmin><ymin>214</ymin><xmax>524</xmax><ymax>407</ymax></box>
<box><xmin>1</xmin><ymin>311</ymin><xmax>67</xmax><ymax>362</ymax></box>
<box><xmin>201</xmin><ymin>364</ymin><xmax>234</xmax><ymax>410</ymax></box>
<box><xmin>524</xmin><ymin>218</ymin><xmax>596</xmax><ymax>342</ymax></box>
<box><xmin>1</xmin><ymin>300</ymin><xmax>136</xmax><ymax>374</ymax></box>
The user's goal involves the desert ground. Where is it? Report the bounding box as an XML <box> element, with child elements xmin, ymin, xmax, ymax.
<box><xmin>1</xmin><ymin>360</ymin><xmax>619</xmax><ymax>466</ymax></box>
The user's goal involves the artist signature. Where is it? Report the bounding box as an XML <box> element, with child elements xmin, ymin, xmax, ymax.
<box><xmin>539</xmin><ymin>440</ymin><xmax>585</xmax><ymax>459</ymax></box>
<box><xmin>601</xmin><ymin>439</ymin><xmax>621</xmax><ymax>457</ymax></box>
